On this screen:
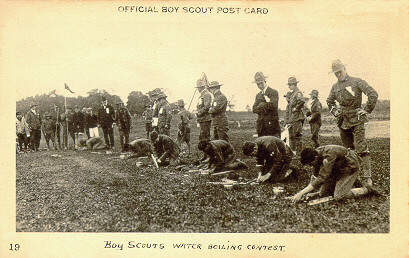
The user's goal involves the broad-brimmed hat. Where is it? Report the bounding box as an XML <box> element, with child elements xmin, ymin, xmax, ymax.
<box><xmin>150</xmin><ymin>91</ymin><xmax>160</xmax><ymax>97</ymax></box>
<box><xmin>309</xmin><ymin>90</ymin><xmax>319</xmax><ymax>97</ymax></box>
<box><xmin>30</xmin><ymin>102</ymin><xmax>37</xmax><ymax>108</ymax></box>
<box><xmin>252</xmin><ymin>72</ymin><xmax>268</xmax><ymax>83</ymax></box>
<box><xmin>287</xmin><ymin>77</ymin><xmax>299</xmax><ymax>85</ymax></box>
<box><xmin>177</xmin><ymin>99</ymin><xmax>185</xmax><ymax>106</ymax></box>
<box><xmin>329</xmin><ymin>59</ymin><xmax>346</xmax><ymax>74</ymax></box>
<box><xmin>208</xmin><ymin>81</ymin><xmax>223</xmax><ymax>88</ymax></box>
<box><xmin>157</xmin><ymin>93</ymin><xmax>167</xmax><ymax>100</ymax></box>
<box><xmin>195</xmin><ymin>79</ymin><xmax>206</xmax><ymax>88</ymax></box>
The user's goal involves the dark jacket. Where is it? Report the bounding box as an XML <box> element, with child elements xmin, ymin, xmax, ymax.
<box><xmin>26</xmin><ymin>110</ymin><xmax>42</xmax><ymax>131</ymax></box>
<box><xmin>116</xmin><ymin>106</ymin><xmax>132</xmax><ymax>130</ymax></box>
<box><xmin>196</xmin><ymin>89</ymin><xmax>213</xmax><ymax>123</ymax></box>
<box><xmin>98</xmin><ymin>104</ymin><xmax>115</xmax><ymax>128</ymax></box>
<box><xmin>209</xmin><ymin>90</ymin><xmax>228</xmax><ymax>126</ymax></box>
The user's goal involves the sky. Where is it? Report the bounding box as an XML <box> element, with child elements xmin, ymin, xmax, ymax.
<box><xmin>1</xmin><ymin>1</ymin><xmax>398</xmax><ymax>110</ymax></box>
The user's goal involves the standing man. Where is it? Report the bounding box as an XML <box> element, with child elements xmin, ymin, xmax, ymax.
<box><xmin>142</xmin><ymin>103</ymin><xmax>153</xmax><ymax>138</ymax></box>
<box><xmin>86</xmin><ymin>108</ymin><xmax>99</xmax><ymax>138</ymax></box>
<box><xmin>98</xmin><ymin>96</ymin><xmax>115</xmax><ymax>149</ymax></box>
<box><xmin>151</xmin><ymin>91</ymin><xmax>160</xmax><ymax>133</ymax></box>
<box><xmin>25</xmin><ymin>103</ymin><xmax>42</xmax><ymax>151</ymax></box>
<box><xmin>156</xmin><ymin>93</ymin><xmax>172</xmax><ymax>136</ymax></box>
<box><xmin>50</xmin><ymin>106</ymin><xmax>62</xmax><ymax>150</ymax></box>
<box><xmin>327</xmin><ymin>59</ymin><xmax>378</xmax><ymax>187</ymax></box>
<box><xmin>42</xmin><ymin>112</ymin><xmax>57</xmax><ymax>150</ymax></box>
<box><xmin>177</xmin><ymin>99</ymin><xmax>194</xmax><ymax>154</ymax></box>
<box><xmin>115</xmin><ymin>100</ymin><xmax>132</xmax><ymax>152</ymax></box>
<box><xmin>208</xmin><ymin>81</ymin><xmax>229</xmax><ymax>141</ymax></box>
<box><xmin>306</xmin><ymin>90</ymin><xmax>322</xmax><ymax>148</ymax></box>
<box><xmin>72</xmin><ymin>105</ymin><xmax>85</xmax><ymax>149</ymax></box>
<box><xmin>61</xmin><ymin>106</ymin><xmax>75</xmax><ymax>150</ymax></box>
<box><xmin>195</xmin><ymin>79</ymin><xmax>213</xmax><ymax>160</ymax></box>
<box><xmin>16</xmin><ymin>111</ymin><xmax>29</xmax><ymax>152</ymax></box>
<box><xmin>286</xmin><ymin>77</ymin><xmax>305</xmax><ymax>157</ymax></box>
<box><xmin>252</xmin><ymin>72</ymin><xmax>281</xmax><ymax>138</ymax></box>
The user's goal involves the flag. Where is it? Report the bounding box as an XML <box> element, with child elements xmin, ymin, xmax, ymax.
<box><xmin>64</xmin><ymin>83</ymin><xmax>75</xmax><ymax>94</ymax></box>
<box><xmin>200</xmin><ymin>72</ymin><xmax>210</xmax><ymax>88</ymax></box>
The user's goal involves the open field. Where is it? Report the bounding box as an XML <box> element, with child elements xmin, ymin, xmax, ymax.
<box><xmin>16</xmin><ymin>112</ymin><xmax>390</xmax><ymax>233</ymax></box>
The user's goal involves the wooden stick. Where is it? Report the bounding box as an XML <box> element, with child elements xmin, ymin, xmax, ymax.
<box><xmin>151</xmin><ymin>154</ymin><xmax>159</xmax><ymax>168</ymax></box>
<box><xmin>210</xmin><ymin>170</ymin><xmax>232</xmax><ymax>176</ymax></box>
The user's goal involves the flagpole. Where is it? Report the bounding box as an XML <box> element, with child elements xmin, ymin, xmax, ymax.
<box><xmin>65</xmin><ymin>95</ymin><xmax>69</xmax><ymax>150</ymax></box>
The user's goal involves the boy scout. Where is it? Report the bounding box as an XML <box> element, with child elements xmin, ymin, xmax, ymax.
<box><xmin>42</xmin><ymin>112</ymin><xmax>57</xmax><ymax>150</ymax></box>
<box><xmin>156</xmin><ymin>93</ymin><xmax>173</xmax><ymax>136</ymax></box>
<box><xmin>208</xmin><ymin>81</ymin><xmax>229</xmax><ymax>141</ymax></box>
<box><xmin>286</xmin><ymin>77</ymin><xmax>305</xmax><ymax>157</ymax></box>
<box><xmin>327</xmin><ymin>60</ymin><xmax>378</xmax><ymax>187</ymax></box>
<box><xmin>149</xmin><ymin>131</ymin><xmax>180</xmax><ymax>166</ymax></box>
<box><xmin>177</xmin><ymin>99</ymin><xmax>194</xmax><ymax>154</ymax></box>
<box><xmin>195</xmin><ymin>79</ymin><xmax>213</xmax><ymax>161</ymax></box>
<box><xmin>290</xmin><ymin>145</ymin><xmax>381</xmax><ymax>203</ymax></box>
<box><xmin>79</xmin><ymin>137</ymin><xmax>107</xmax><ymax>151</ymax></box>
<box><xmin>197</xmin><ymin>140</ymin><xmax>247</xmax><ymax>173</ymax></box>
<box><xmin>242</xmin><ymin>136</ymin><xmax>293</xmax><ymax>183</ymax></box>
<box><xmin>123</xmin><ymin>138</ymin><xmax>154</xmax><ymax>159</ymax></box>
<box><xmin>306</xmin><ymin>90</ymin><xmax>322</xmax><ymax>148</ymax></box>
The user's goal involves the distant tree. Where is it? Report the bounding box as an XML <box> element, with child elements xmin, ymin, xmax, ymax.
<box><xmin>127</xmin><ymin>91</ymin><xmax>150</xmax><ymax>115</ymax></box>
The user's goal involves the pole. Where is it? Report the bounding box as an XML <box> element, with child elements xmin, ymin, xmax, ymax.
<box><xmin>55</xmin><ymin>106</ymin><xmax>59</xmax><ymax>149</ymax></box>
<box><xmin>187</xmin><ymin>88</ymin><xmax>197</xmax><ymax>111</ymax></box>
<box><xmin>65</xmin><ymin>96</ymin><xmax>69</xmax><ymax>149</ymax></box>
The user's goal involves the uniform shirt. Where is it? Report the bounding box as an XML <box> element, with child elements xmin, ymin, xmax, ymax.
<box><xmin>43</xmin><ymin>116</ymin><xmax>56</xmax><ymax>134</ymax></box>
<box><xmin>204</xmin><ymin>140</ymin><xmax>236</xmax><ymax>167</ymax></box>
<box><xmin>128</xmin><ymin>138</ymin><xmax>153</xmax><ymax>155</ymax></box>
<box><xmin>326</xmin><ymin>74</ymin><xmax>378</xmax><ymax>129</ymax></box>
<box><xmin>310</xmin><ymin>145</ymin><xmax>360</xmax><ymax>189</ymax></box>
<box><xmin>86</xmin><ymin>113</ymin><xmax>98</xmax><ymax>128</ymax></box>
<box><xmin>116</xmin><ymin>106</ymin><xmax>132</xmax><ymax>130</ymax></box>
<box><xmin>142</xmin><ymin>108</ymin><xmax>153</xmax><ymax>123</ymax></box>
<box><xmin>254</xmin><ymin>136</ymin><xmax>293</xmax><ymax>168</ymax></box>
<box><xmin>26</xmin><ymin>109</ymin><xmax>42</xmax><ymax>131</ymax></box>
<box><xmin>252</xmin><ymin>86</ymin><xmax>279</xmax><ymax>118</ymax></box>
<box><xmin>152</xmin><ymin>134</ymin><xmax>180</xmax><ymax>158</ymax></box>
<box><xmin>98</xmin><ymin>104</ymin><xmax>115</xmax><ymax>128</ymax></box>
<box><xmin>309</xmin><ymin>99</ymin><xmax>322</xmax><ymax>124</ymax></box>
<box><xmin>16</xmin><ymin>117</ymin><xmax>29</xmax><ymax>134</ymax></box>
<box><xmin>178</xmin><ymin>108</ymin><xmax>193</xmax><ymax>125</ymax></box>
<box><xmin>86</xmin><ymin>137</ymin><xmax>106</xmax><ymax>150</ymax></box>
<box><xmin>209</xmin><ymin>90</ymin><xmax>228</xmax><ymax>125</ymax></box>
<box><xmin>288</xmin><ymin>89</ymin><xmax>305</xmax><ymax>123</ymax></box>
<box><xmin>157</xmin><ymin>101</ymin><xmax>172</xmax><ymax>128</ymax></box>
<box><xmin>196</xmin><ymin>89</ymin><xmax>213</xmax><ymax>122</ymax></box>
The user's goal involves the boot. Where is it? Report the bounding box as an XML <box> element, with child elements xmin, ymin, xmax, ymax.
<box><xmin>360</xmin><ymin>155</ymin><xmax>373</xmax><ymax>187</ymax></box>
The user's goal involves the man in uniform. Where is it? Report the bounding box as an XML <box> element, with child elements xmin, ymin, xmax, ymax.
<box><xmin>115</xmin><ymin>101</ymin><xmax>132</xmax><ymax>151</ymax></box>
<box><xmin>42</xmin><ymin>112</ymin><xmax>57</xmax><ymax>150</ymax></box>
<box><xmin>208</xmin><ymin>81</ymin><xmax>229</xmax><ymax>141</ymax></box>
<box><xmin>150</xmin><ymin>91</ymin><xmax>160</xmax><ymax>133</ymax></box>
<box><xmin>290</xmin><ymin>145</ymin><xmax>381</xmax><ymax>203</ymax></box>
<box><xmin>123</xmin><ymin>138</ymin><xmax>154</xmax><ymax>159</ymax></box>
<box><xmin>49</xmin><ymin>106</ymin><xmax>62</xmax><ymax>150</ymax></box>
<box><xmin>98</xmin><ymin>96</ymin><xmax>115</xmax><ymax>149</ymax></box>
<box><xmin>306</xmin><ymin>90</ymin><xmax>322</xmax><ymax>148</ymax></box>
<box><xmin>142</xmin><ymin>103</ymin><xmax>153</xmax><ymax>138</ymax></box>
<box><xmin>25</xmin><ymin>103</ymin><xmax>42</xmax><ymax>151</ymax></box>
<box><xmin>72</xmin><ymin>105</ymin><xmax>85</xmax><ymax>149</ymax></box>
<box><xmin>252</xmin><ymin>72</ymin><xmax>280</xmax><ymax>137</ymax></box>
<box><xmin>197</xmin><ymin>140</ymin><xmax>247</xmax><ymax>173</ymax></box>
<box><xmin>242</xmin><ymin>136</ymin><xmax>294</xmax><ymax>183</ymax></box>
<box><xmin>78</xmin><ymin>137</ymin><xmax>107</xmax><ymax>151</ymax></box>
<box><xmin>195</xmin><ymin>79</ymin><xmax>213</xmax><ymax>160</ymax></box>
<box><xmin>61</xmin><ymin>106</ymin><xmax>75</xmax><ymax>150</ymax></box>
<box><xmin>156</xmin><ymin>93</ymin><xmax>172</xmax><ymax>136</ymax></box>
<box><xmin>327</xmin><ymin>59</ymin><xmax>378</xmax><ymax>187</ymax></box>
<box><xmin>286</xmin><ymin>77</ymin><xmax>305</xmax><ymax>157</ymax></box>
<box><xmin>149</xmin><ymin>131</ymin><xmax>180</xmax><ymax>166</ymax></box>
<box><xmin>177</xmin><ymin>99</ymin><xmax>194</xmax><ymax>154</ymax></box>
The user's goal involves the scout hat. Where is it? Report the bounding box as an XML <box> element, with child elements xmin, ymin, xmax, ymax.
<box><xmin>208</xmin><ymin>81</ymin><xmax>223</xmax><ymax>88</ymax></box>
<box><xmin>253</xmin><ymin>72</ymin><xmax>268</xmax><ymax>83</ymax></box>
<box><xmin>330</xmin><ymin>59</ymin><xmax>346</xmax><ymax>74</ymax></box>
<box><xmin>157</xmin><ymin>93</ymin><xmax>167</xmax><ymax>100</ymax></box>
<box><xmin>177</xmin><ymin>99</ymin><xmax>185</xmax><ymax>107</ymax></box>
<box><xmin>30</xmin><ymin>102</ymin><xmax>37</xmax><ymax>108</ymax></box>
<box><xmin>195</xmin><ymin>79</ymin><xmax>206</xmax><ymax>88</ymax></box>
<box><xmin>287</xmin><ymin>77</ymin><xmax>299</xmax><ymax>85</ymax></box>
<box><xmin>309</xmin><ymin>90</ymin><xmax>319</xmax><ymax>98</ymax></box>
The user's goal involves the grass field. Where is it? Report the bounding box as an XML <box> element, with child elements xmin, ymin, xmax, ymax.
<box><xmin>16</xmin><ymin>112</ymin><xmax>390</xmax><ymax>233</ymax></box>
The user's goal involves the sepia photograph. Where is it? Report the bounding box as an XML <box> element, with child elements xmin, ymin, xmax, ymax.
<box><xmin>1</xmin><ymin>0</ymin><xmax>408</xmax><ymax>257</ymax></box>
